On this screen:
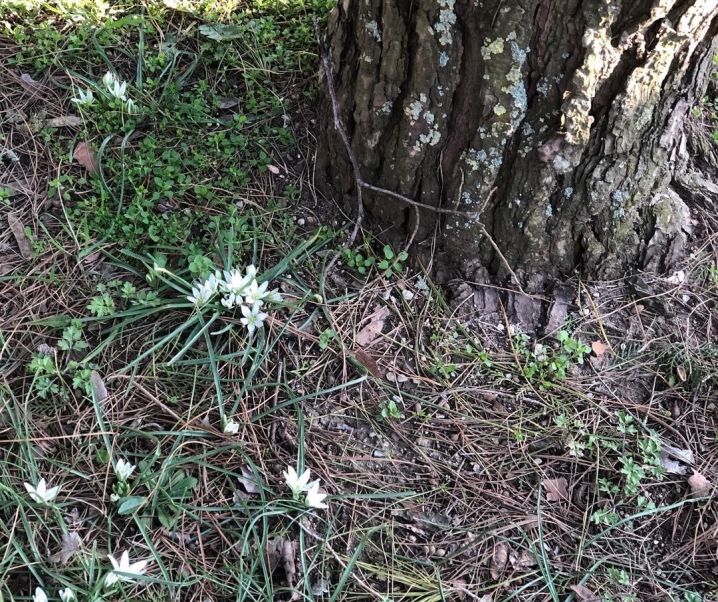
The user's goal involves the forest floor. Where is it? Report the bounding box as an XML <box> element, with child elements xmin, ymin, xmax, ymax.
<box><xmin>1</xmin><ymin>2</ymin><xmax>717</xmax><ymax>602</ymax></box>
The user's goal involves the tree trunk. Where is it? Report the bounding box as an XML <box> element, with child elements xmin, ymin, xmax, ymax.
<box><xmin>316</xmin><ymin>0</ymin><xmax>718</xmax><ymax>291</ymax></box>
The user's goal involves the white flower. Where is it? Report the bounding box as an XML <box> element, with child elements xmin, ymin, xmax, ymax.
<box><xmin>70</xmin><ymin>89</ymin><xmax>95</xmax><ymax>107</ymax></box>
<box><xmin>102</xmin><ymin>71</ymin><xmax>117</xmax><ymax>89</ymax></box>
<box><xmin>108</xmin><ymin>80</ymin><xmax>127</xmax><ymax>101</ymax></box>
<box><xmin>33</xmin><ymin>587</ymin><xmax>48</xmax><ymax>602</ymax></box>
<box><xmin>245</xmin><ymin>265</ymin><xmax>257</xmax><ymax>280</ymax></box>
<box><xmin>115</xmin><ymin>459</ymin><xmax>136</xmax><ymax>482</ymax></box>
<box><xmin>240</xmin><ymin>302</ymin><xmax>267</xmax><ymax>335</ymax></box>
<box><xmin>25</xmin><ymin>478</ymin><xmax>60</xmax><ymax>504</ymax></box>
<box><xmin>305</xmin><ymin>480</ymin><xmax>328</xmax><ymax>509</ymax></box>
<box><xmin>59</xmin><ymin>587</ymin><xmax>75</xmax><ymax>602</ymax></box>
<box><xmin>243</xmin><ymin>280</ymin><xmax>269</xmax><ymax>306</ymax></box>
<box><xmin>222</xmin><ymin>417</ymin><xmax>240</xmax><ymax>435</ymax></box>
<box><xmin>283</xmin><ymin>465</ymin><xmax>312</xmax><ymax>494</ymax></box>
<box><xmin>187</xmin><ymin>273</ymin><xmax>221</xmax><ymax>305</ymax></box>
<box><xmin>205</xmin><ymin>272</ymin><xmax>221</xmax><ymax>294</ymax></box>
<box><xmin>123</xmin><ymin>98</ymin><xmax>139</xmax><ymax>114</ymax></box>
<box><xmin>105</xmin><ymin>550</ymin><xmax>150</xmax><ymax>587</ymax></box>
<box><xmin>221</xmin><ymin>268</ymin><xmax>252</xmax><ymax>295</ymax></box>
<box><xmin>187</xmin><ymin>283</ymin><xmax>213</xmax><ymax>305</ymax></box>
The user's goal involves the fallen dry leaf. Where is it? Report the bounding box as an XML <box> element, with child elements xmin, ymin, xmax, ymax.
<box><xmin>543</xmin><ymin>477</ymin><xmax>569</xmax><ymax>502</ymax></box>
<box><xmin>281</xmin><ymin>537</ymin><xmax>296</xmax><ymax>588</ymax></box>
<box><xmin>352</xmin><ymin>348</ymin><xmax>382</xmax><ymax>379</ymax></box>
<box><xmin>73</xmin><ymin>141</ymin><xmax>98</xmax><ymax>173</ymax></box>
<box><xmin>676</xmin><ymin>365</ymin><xmax>687</xmax><ymax>382</ymax></box>
<box><xmin>218</xmin><ymin>97</ymin><xmax>239</xmax><ymax>109</ymax></box>
<box><xmin>569</xmin><ymin>584</ymin><xmax>599</xmax><ymax>601</ymax></box>
<box><xmin>512</xmin><ymin>548</ymin><xmax>537</xmax><ymax>570</ymax></box>
<box><xmin>50</xmin><ymin>532</ymin><xmax>82</xmax><ymax>565</ymax></box>
<box><xmin>490</xmin><ymin>541</ymin><xmax>509</xmax><ymax>580</ymax></box>
<box><xmin>662</xmin><ymin>444</ymin><xmax>694</xmax><ymax>465</ymax></box>
<box><xmin>688</xmin><ymin>470</ymin><xmax>712</xmax><ymax>497</ymax></box>
<box><xmin>46</xmin><ymin>116</ymin><xmax>83</xmax><ymax>128</ymax></box>
<box><xmin>659</xmin><ymin>453</ymin><xmax>687</xmax><ymax>475</ymax></box>
<box><xmin>266</xmin><ymin>536</ymin><xmax>296</xmax><ymax>586</ymax></box>
<box><xmin>591</xmin><ymin>341</ymin><xmax>607</xmax><ymax>356</ymax></box>
<box><xmin>238</xmin><ymin>465</ymin><xmax>263</xmax><ymax>494</ymax></box>
<box><xmin>21</xmin><ymin>73</ymin><xmax>40</xmax><ymax>85</ymax></box>
<box><xmin>355</xmin><ymin>306</ymin><xmax>392</xmax><ymax>346</ymax></box>
<box><xmin>90</xmin><ymin>370</ymin><xmax>108</xmax><ymax>402</ymax></box>
<box><xmin>7</xmin><ymin>211</ymin><xmax>34</xmax><ymax>260</ymax></box>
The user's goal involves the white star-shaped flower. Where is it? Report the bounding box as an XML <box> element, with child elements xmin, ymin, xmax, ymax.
<box><xmin>243</xmin><ymin>280</ymin><xmax>269</xmax><ymax>306</ymax></box>
<box><xmin>108</xmin><ymin>80</ymin><xmax>127</xmax><ymax>101</ymax></box>
<box><xmin>70</xmin><ymin>89</ymin><xmax>95</xmax><ymax>107</ymax></box>
<box><xmin>221</xmin><ymin>268</ymin><xmax>252</xmax><ymax>295</ymax></box>
<box><xmin>25</xmin><ymin>478</ymin><xmax>60</xmax><ymax>504</ymax></box>
<box><xmin>305</xmin><ymin>480</ymin><xmax>328</xmax><ymax>509</ymax></box>
<box><xmin>105</xmin><ymin>551</ymin><xmax>150</xmax><ymax>587</ymax></box>
<box><xmin>240</xmin><ymin>302</ymin><xmax>267</xmax><ymax>335</ymax></box>
<box><xmin>114</xmin><ymin>459</ymin><xmax>136</xmax><ymax>482</ymax></box>
<box><xmin>283</xmin><ymin>465</ymin><xmax>312</xmax><ymax>495</ymax></box>
<box><xmin>187</xmin><ymin>283</ymin><xmax>213</xmax><ymax>305</ymax></box>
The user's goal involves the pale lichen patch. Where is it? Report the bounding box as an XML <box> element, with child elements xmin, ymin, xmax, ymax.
<box><xmin>365</xmin><ymin>20</ymin><xmax>382</xmax><ymax>43</ymax></box>
<box><xmin>433</xmin><ymin>0</ymin><xmax>456</xmax><ymax>46</ymax></box>
<box><xmin>405</xmin><ymin>100</ymin><xmax>423</xmax><ymax>121</ymax></box>
<box><xmin>481</xmin><ymin>37</ymin><xmax>505</xmax><ymax>59</ymax></box>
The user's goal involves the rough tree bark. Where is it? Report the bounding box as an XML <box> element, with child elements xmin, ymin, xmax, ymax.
<box><xmin>316</xmin><ymin>0</ymin><xmax>718</xmax><ymax>292</ymax></box>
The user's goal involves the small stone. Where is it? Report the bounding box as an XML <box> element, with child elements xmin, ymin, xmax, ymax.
<box><xmin>414</xmin><ymin>403</ymin><xmax>422</xmax><ymax>413</ymax></box>
<box><xmin>450</xmin><ymin>433</ymin><xmax>460</xmax><ymax>442</ymax></box>
<box><xmin>373</xmin><ymin>450</ymin><xmax>386</xmax><ymax>458</ymax></box>
<box><xmin>386</xmin><ymin>372</ymin><xmax>397</xmax><ymax>382</ymax></box>
<box><xmin>435</xmin><ymin>548</ymin><xmax>446</xmax><ymax>557</ymax></box>
<box><xmin>297</xmin><ymin>218</ymin><xmax>306</xmax><ymax>226</ymax></box>
<box><xmin>402</xmin><ymin>289</ymin><xmax>415</xmax><ymax>301</ymax></box>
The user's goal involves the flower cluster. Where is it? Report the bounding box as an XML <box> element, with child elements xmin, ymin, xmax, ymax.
<box><xmin>71</xmin><ymin>71</ymin><xmax>140</xmax><ymax>114</ymax></box>
<box><xmin>186</xmin><ymin>265</ymin><xmax>282</xmax><ymax>335</ymax></box>
<box><xmin>283</xmin><ymin>466</ymin><xmax>328</xmax><ymax>509</ymax></box>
